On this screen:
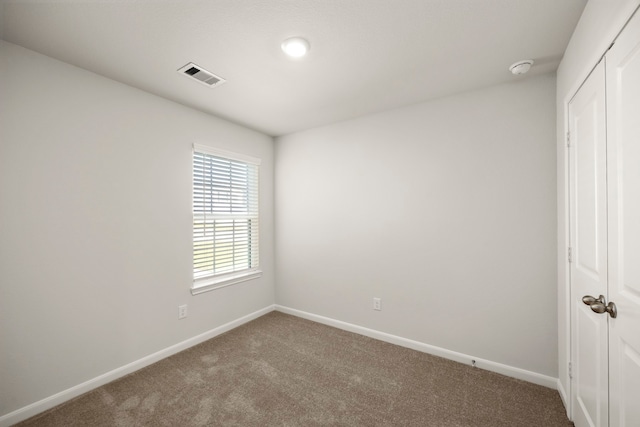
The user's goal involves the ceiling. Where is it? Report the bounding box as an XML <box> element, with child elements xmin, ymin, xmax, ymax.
<box><xmin>1</xmin><ymin>0</ymin><xmax>587</xmax><ymax>136</ymax></box>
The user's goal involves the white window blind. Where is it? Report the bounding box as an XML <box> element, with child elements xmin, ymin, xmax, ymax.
<box><xmin>193</xmin><ymin>145</ymin><xmax>260</xmax><ymax>290</ymax></box>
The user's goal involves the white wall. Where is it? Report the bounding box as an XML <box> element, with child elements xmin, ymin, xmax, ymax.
<box><xmin>276</xmin><ymin>73</ymin><xmax>558</xmax><ymax>377</ymax></box>
<box><xmin>555</xmin><ymin>0</ymin><xmax>640</xmax><ymax>410</ymax></box>
<box><xmin>0</xmin><ymin>40</ymin><xmax>274</xmax><ymax>417</ymax></box>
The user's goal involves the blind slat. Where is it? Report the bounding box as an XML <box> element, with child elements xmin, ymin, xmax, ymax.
<box><xmin>193</xmin><ymin>149</ymin><xmax>259</xmax><ymax>280</ymax></box>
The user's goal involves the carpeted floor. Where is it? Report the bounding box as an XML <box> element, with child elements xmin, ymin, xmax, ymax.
<box><xmin>17</xmin><ymin>311</ymin><xmax>573</xmax><ymax>426</ymax></box>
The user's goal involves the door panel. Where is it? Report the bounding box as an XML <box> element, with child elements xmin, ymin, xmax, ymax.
<box><xmin>576</xmin><ymin>308</ymin><xmax>607</xmax><ymax>425</ymax></box>
<box><xmin>575</xmin><ymin>99</ymin><xmax>602</xmax><ymax>279</ymax></box>
<box><xmin>569</xmin><ymin>59</ymin><xmax>608</xmax><ymax>427</ymax></box>
<box><xmin>606</xmin><ymin>9</ymin><xmax>640</xmax><ymax>427</ymax></box>
<box><xmin>619</xmin><ymin>342</ymin><xmax>640</xmax><ymax>425</ymax></box>
<box><xmin>571</xmin><ymin>100</ymin><xmax>602</xmax><ymax>282</ymax></box>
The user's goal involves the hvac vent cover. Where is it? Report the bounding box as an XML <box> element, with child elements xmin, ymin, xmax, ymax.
<box><xmin>177</xmin><ymin>63</ymin><xmax>226</xmax><ymax>87</ymax></box>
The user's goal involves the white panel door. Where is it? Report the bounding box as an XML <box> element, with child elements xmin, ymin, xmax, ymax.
<box><xmin>569</xmin><ymin>60</ymin><xmax>609</xmax><ymax>427</ymax></box>
<box><xmin>606</xmin><ymin>9</ymin><xmax>640</xmax><ymax>427</ymax></box>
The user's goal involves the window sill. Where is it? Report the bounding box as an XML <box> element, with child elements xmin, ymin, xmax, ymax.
<box><xmin>191</xmin><ymin>270</ymin><xmax>262</xmax><ymax>295</ymax></box>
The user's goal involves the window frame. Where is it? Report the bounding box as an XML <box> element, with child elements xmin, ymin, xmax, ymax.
<box><xmin>191</xmin><ymin>143</ymin><xmax>262</xmax><ymax>295</ymax></box>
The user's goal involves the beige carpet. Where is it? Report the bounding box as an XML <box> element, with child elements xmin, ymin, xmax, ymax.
<box><xmin>17</xmin><ymin>311</ymin><xmax>572</xmax><ymax>426</ymax></box>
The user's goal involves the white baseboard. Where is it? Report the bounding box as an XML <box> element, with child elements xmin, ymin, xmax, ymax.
<box><xmin>275</xmin><ymin>305</ymin><xmax>558</xmax><ymax>389</ymax></box>
<box><xmin>0</xmin><ymin>305</ymin><xmax>276</xmax><ymax>427</ymax></box>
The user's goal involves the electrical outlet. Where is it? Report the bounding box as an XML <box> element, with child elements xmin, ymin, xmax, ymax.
<box><xmin>373</xmin><ymin>297</ymin><xmax>381</xmax><ymax>311</ymax></box>
<box><xmin>178</xmin><ymin>304</ymin><xmax>188</xmax><ymax>319</ymax></box>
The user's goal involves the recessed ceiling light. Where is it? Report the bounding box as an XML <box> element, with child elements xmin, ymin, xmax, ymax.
<box><xmin>281</xmin><ymin>37</ymin><xmax>310</xmax><ymax>58</ymax></box>
<box><xmin>509</xmin><ymin>60</ymin><xmax>534</xmax><ymax>75</ymax></box>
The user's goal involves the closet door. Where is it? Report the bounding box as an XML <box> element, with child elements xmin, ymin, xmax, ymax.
<box><xmin>606</xmin><ymin>9</ymin><xmax>640</xmax><ymax>427</ymax></box>
<box><xmin>568</xmin><ymin>59</ymin><xmax>608</xmax><ymax>427</ymax></box>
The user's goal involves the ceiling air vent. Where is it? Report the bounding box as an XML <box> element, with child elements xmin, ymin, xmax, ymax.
<box><xmin>177</xmin><ymin>62</ymin><xmax>226</xmax><ymax>87</ymax></box>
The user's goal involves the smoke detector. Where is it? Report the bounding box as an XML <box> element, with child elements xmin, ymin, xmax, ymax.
<box><xmin>177</xmin><ymin>63</ymin><xmax>226</xmax><ymax>87</ymax></box>
<box><xmin>509</xmin><ymin>60</ymin><xmax>534</xmax><ymax>75</ymax></box>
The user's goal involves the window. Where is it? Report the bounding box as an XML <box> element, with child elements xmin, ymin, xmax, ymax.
<box><xmin>192</xmin><ymin>144</ymin><xmax>261</xmax><ymax>294</ymax></box>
